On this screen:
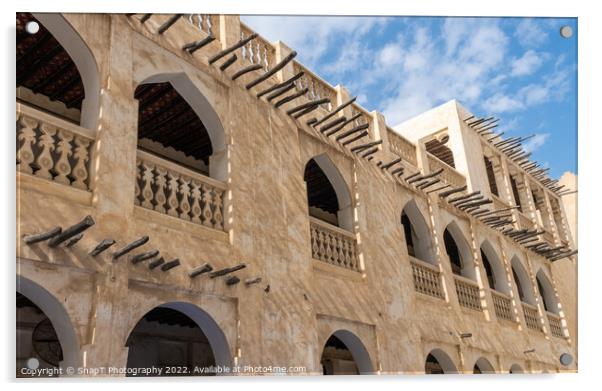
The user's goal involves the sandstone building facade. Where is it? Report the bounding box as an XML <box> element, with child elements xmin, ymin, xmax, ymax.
<box><xmin>16</xmin><ymin>13</ymin><xmax>578</xmax><ymax>376</ymax></box>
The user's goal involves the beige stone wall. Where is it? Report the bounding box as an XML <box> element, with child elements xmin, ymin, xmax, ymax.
<box><xmin>16</xmin><ymin>13</ymin><xmax>577</xmax><ymax>376</ymax></box>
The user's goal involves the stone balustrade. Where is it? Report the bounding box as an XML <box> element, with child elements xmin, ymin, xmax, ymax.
<box><xmin>293</xmin><ymin>62</ymin><xmax>337</xmax><ymax>111</ymax></box>
<box><xmin>410</xmin><ymin>258</ymin><xmax>444</xmax><ymax>299</ymax></box>
<box><xmin>135</xmin><ymin>150</ymin><xmax>226</xmax><ymax>231</ymax></box>
<box><xmin>492</xmin><ymin>194</ymin><xmax>511</xmax><ymax>211</ymax></box>
<box><xmin>388</xmin><ymin>128</ymin><xmax>418</xmax><ymax>166</ymax></box>
<box><xmin>186</xmin><ymin>14</ymin><xmax>220</xmax><ymax>38</ymax></box>
<box><xmin>522</xmin><ymin>302</ymin><xmax>541</xmax><ymax>331</ymax></box>
<box><xmin>16</xmin><ymin>104</ymin><xmax>94</xmax><ymax>191</ymax></box>
<box><xmin>454</xmin><ymin>275</ymin><xmax>482</xmax><ymax>311</ymax></box>
<box><xmin>427</xmin><ymin>153</ymin><xmax>466</xmax><ymax>189</ymax></box>
<box><xmin>491</xmin><ymin>290</ymin><xmax>513</xmax><ymax>321</ymax></box>
<box><xmin>240</xmin><ymin>22</ymin><xmax>276</xmax><ymax>71</ymax></box>
<box><xmin>310</xmin><ymin>217</ymin><xmax>359</xmax><ymax>271</ymax></box>
<box><xmin>517</xmin><ymin>211</ymin><xmax>535</xmax><ymax>230</ymax></box>
<box><xmin>547</xmin><ymin>312</ymin><xmax>564</xmax><ymax>338</ymax></box>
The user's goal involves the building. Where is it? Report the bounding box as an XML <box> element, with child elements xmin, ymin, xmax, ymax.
<box><xmin>16</xmin><ymin>13</ymin><xmax>578</xmax><ymax>376</ymax></box>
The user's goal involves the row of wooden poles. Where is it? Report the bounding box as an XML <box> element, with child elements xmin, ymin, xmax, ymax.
<box><xmin>462</xmin><ymin>115</ymin><xmax>575</xmax><ymax>197</ymax></box>
<box><xmin>127</xmin><ymin>14</ymin><xmax>576</xmax><ymax>263</ymax></box>
<box><xmin>22</xmin><ymin>215</ymin><xmax>263</xmax><ymax>287</ymax></box>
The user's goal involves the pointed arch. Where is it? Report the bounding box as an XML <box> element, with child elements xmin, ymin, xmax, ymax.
<box><xmin>473</xmin><ymin>357</ymin><xmax>495</xmax><ymax>374</ymax></box>
<box><xmin>125</xmin><ymin>301</ymin><xmax>232</xmax><ymax>372</ymax></box>
<box><xmin>16</xmin><ymin>275</ymin><xmax>81</xmax><ymax>371</ymax></box>
<box><xmin>401</xmin><ymin>200</ymin><xmax>435</xmax><ymax>265</ymax></box>
<box><xmin>509</xmin><ymin>363</ymin><xmax>525</xmax><ymax>373</ymax></box>
<box><xmin>304</xmin><ymin>154</ymin><xmax>353</xmax><ymax>230</ymax></box>
<box><xmin>425</xmin><ymin>348</ymin><xmax>458</xmax><ymax>374</ymax></box>
<box><xmin>320</xmin><ymin>329</ymin><xmax>374</xmax><ymax>375</ymax></box>
<box><xmin>511</xmin><ymin>256</ymin><xmax>535</xmax><ymax>305</ymax></box>
<box><xmin>443</xmin><ymin>221</ymin><xmax>475</xmax><ymax>279</ymax></box>
<box><xmin>24</xmin><ymin>13</ymin><xmax>100</xmax><ymax>130</ymax></box>
<box><xmin>135</xmin><ymin>72</ymin><xmax>227</xmax><ymax>181</ymax></box>
<box><xmin>536</xmin><ymin>269</ymin><xmax>559</xmax><ymax>314</ymax></box>
<box><xmin>480</xmin><ymin>240</ymin><xmax>510</xmax><ymax>294</ymax></box>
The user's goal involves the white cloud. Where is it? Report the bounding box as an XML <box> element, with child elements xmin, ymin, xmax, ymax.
<box><xmin>511</xmin><ymin>50</ymin><xmax>544</xmax><ymax>76</ymax></box>
<box><xmin>482</xmin><ymin>94</ymin><xmax>524</xmax><ymax>113</ymax></box>
<box><xmin>523</xmin><ymin>133</ymin><xmax>550</xmax><ymax>153</ymax></box>
<box><xmin>242</xmin><ymin>16</ymin><xmax>386</xmax><ymax>67</ymax></box>
<box><xmin>514</xmin><ymin>18</ymin><xmax>549</xmax><ymax>47</ymax></box>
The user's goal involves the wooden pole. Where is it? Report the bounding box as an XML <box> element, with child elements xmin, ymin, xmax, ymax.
<box><xmin>23</xmin><ymin>227</ymin><xmax>62</xmax><ymax>245</ymax></box>
<box><xmin>89</xmin><ymin>239</ymin><xmax>116</xmax><ymax>257</ymax></box>
<box><xmin>158</xmin><ymin>14</ymin><xmax>182</xmax><ymax>34</ymax></box>
<box><xmin>246</xmin><ymin>51</ymin><xmax>298</xmax><ymax>90</ymax></box>
<box><xmin>113</xmin><ymin>236</ymin><xmax>150</xmax><ymax>260</ymax></box>
<box><xmin>48</xmin><ymin>215</ymin><xmax>95</xmax><ymax>247</ymax></box>
<box><xmin>209</xmin><ymin>33</ymin><xmax>257</xmax><ymax>64</ymax></box>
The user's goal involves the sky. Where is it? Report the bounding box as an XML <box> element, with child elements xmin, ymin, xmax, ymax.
<box><xmin>242</xmin><ymin>15</ymin><xmax>577</xmax><ymax>179</ymax></box>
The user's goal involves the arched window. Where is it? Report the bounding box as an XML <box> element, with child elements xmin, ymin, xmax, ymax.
<box><xmin>320</xmin><ymin>330</ymin><xmax>374</xmax><ymax>375</ymax></box>
<box><xmin>401</xmin><ymin>200</ymin><xmax>435</xmax><ymax>264</ymax></box>
<box><xmin>479</xmin><ymin>241</ymin><xmax>509</xmax><ymax>293</ymax></box>
<box><xmin>135</xmin><ymin>81</ymin><xmax>214</xmax><ymax>177</ymax></box>
<box><xmin>443</xmin><ymin>223</ymin><xmax>474</xmax><ymax>279</ymax></box>
<box><xmin>303</xmin><ymin>155</ymin><xmax>353</xmax><ymax>231</ymax></box>
<box><xmin>509</xmin><ymin>363</ymin><xmax>524</xmax><ymax>373</ymax></box>
<box><xmin>536</xmin><ymin>270</ymin><xmax>559</xmax><ymax>314</ymax></box>
<box><xmin>16</xmin><ymin>13</ymin><xmax>99</xmax><ymax>129</ymax></box>
<box><xmin>510</xmin><ymin>257</ymin><xmax>535</xmax><ymax>305</ymax></box>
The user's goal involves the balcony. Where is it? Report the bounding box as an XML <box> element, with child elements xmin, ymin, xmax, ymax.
<box><xmin>454</xmin><ymin>275</ymin><xmax>482</xmax><ymax>311</ymax></box>
<box><xmin>491</xmin><ymin>290</ymin><xmax>513</xmax><ymax>321</ymax></box>
<box><xmin>310</xmin><ymin>217</ymin><xmax>359</xmax><ymax>272</ymax></box>
<box><xmin>16</xmin><ymin>104</ymin><xmax>94</xmax><ymax>191</ymax></box>
<box><xmin>427</xmin><ymin>153</ymin><xmax>466</xmax><ymax>189</ymax></box>
<box><xmin>410</xmin><ymin>258</ymin><xmax>444</xmax><ymax>299</ymax></box>
<box><xmin>547</xmin><ymin>312</ymin><xmax>564</xmax><ymax>338</ymax></box>
<box><xmin>522</xmin><ymin>302</ymin><xmax>541</xmax><ymax>331</ymax></box>
<box><xmin>135</xmin><ymin>150</ymin><xmax>226</xmax><ymax>231</ymax></box>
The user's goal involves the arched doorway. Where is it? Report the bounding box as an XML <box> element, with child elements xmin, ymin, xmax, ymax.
<box><xmin>511</xmin><ymin>256</ymin><xmax>536</xmax><ymax>305</ymax></box>
<box><xmin>509</xmin><ymin>363</ymin><xmax>524</xmax><ymax>373</ymax></box>
<box><xmin>16</xmin><ymin>276</ymin><xmax>81</xmax><ymax>377</ymax></box>
<box><xmin>320</xmin><ymin>330</ymin><xmax>374</xmax><ymax>375</ymax></box>
<box><xmin>303</xmin><ymin>154</ymin><xmax>353</xmax><ymax>231</ymax></box>
<box><xmin>473</xmin><ymin>357</ymin><xmax>495</xmax><ymax>374</ymax></box>
<box><xmin>125</xmin><ymin>302</ymin><xmax>231</xmax><ymax>376</ymax></box>
<box><xmin>443</xmin><ymin>222</ymin><xmax>474</xmax><ymax>279</ymax></box>
<box><xmin>425</xmin><ymin>348</ymin><xmax>458</xmax><ymax>374</ymax></box>
<box><xmin>401</xmin><ymin>200</ymin><xmax>435</xmax><ymax>264</ymax></box>
<box><xmin>16</xmin><ymin>12</ymin><xmax>99</xmax><ymax>129</ymax></box>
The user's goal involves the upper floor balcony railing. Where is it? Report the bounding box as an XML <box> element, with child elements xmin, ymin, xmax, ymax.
<box><xmin>547</xmin><ymin>311</ymin><xmax>564</xmax><ymax>338</ymax></box>
<box><xmin>310</xmin><ymin>216</ymin><xmax>359</xmax><ymax>272</ymax></box>
<box><xmin>16</xmin><ymin>104</ymin><xmax>93</xmax><ymax>191</ymax></box>
<box><xmin>135</xmin><ymin>150</ymin><xmax>226</xmax><ymax>231</ymax></box>
<box><xmin>454</xmin><ymin>274</ymin><xmax>482</xmax><ymax>311</ymax></box>
<box><xmin>522</xmin><ymin>302</ymin><xmax>542</xmax><ymax>332</ymax></box>
<box><xmin>410</xmin><ymin>257</ymin><xmax>444</xmax><ymax>299</ymax></box>
<box><xmin>491</xmin><ymin>290</ymin><xmax>514</xmax><ymax>322</ymax></box>
<box><xmin>388</xmin><ymin>128</ymin><xmax>418</xmax><ymax>167</ymax></box>
<box><xmin>427</xmin><ymin>153</ymin><xmax>466</xmax><ymax>189</ymax></box>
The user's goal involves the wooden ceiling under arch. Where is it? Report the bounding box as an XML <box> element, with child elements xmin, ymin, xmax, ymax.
<box><xmin>16</xmin><ymin>12</ymin><xmax>85</xmax><ymax>110</ymax></box>
<box><xmin>304</xmin><ymin>158</ymin><xmax>339</xmax><ymax>215</ymax></box>
<box><xmin>135</xmin><ymin>82</ymin><xmax>213</xmax><ymax>164</ymax></box>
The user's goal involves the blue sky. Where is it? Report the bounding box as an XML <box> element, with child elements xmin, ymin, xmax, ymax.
<box><xmin>242</xmin><ymin>16</ymin><xmax>577</xmax><ymax>179</ymax></box>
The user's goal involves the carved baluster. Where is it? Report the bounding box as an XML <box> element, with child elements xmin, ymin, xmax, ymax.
<box><xmin>53</xmin><ymin>129</ymin><xmax>73</xmax><ymax>185</ymax></box>
<box><xmin>72</xmin><ymin>136</ymin><xmax>90</xmax><ymax>189</ymax></box>
<box><xmin>331</xmin><ymin>235</ymin><xmax>340</xmax><ymax>265</ymax></box>
<box><xmin>201</xmin><ymin>184</ymin><xmax>214</xmax><ymax>227</ymax></box>
<box><xmin>316</xmin><ymin>230</ymin><xmax>326</xmax><ymax>261</ymax></box>
<box><xmin>190</xmin><ymin>180</ymin><xmax>202</xmax><ymax>224</ymax></box>
<box><xmin>17</xmin><ymin>115</ymin><xmax>38</xmax><ymax>174</ymax></box>
<box><xmin>311</xmin><ymin>226</ymin><xmax>319</xmax><ymax>258</ymax></box>
<box><xmin>166</xmin><ymin>170</ymin><xmax>180</xmax><ymax>217</ymax></box>
<box><xmin>337</xmin><ymin>237</ymin><xmax>346</xmax><ymax>267</ymax></box>
<box><xmin>153</xmin><ymin>166</ymin><xmax>167</xmax><ymax>213</ymax></box>
<box><xmin>34</xmin><ymin>123</ymin><xmax>56</xmax><ymax>180</ymax></box>
<box><xmin>140</xmin><ymin>161</ymin><xmax>155</xmax><ymax>209</ymax></box>
<box><xmin>134</xmin><ymin>159</ymin><xmax>141</xmax><ymax>205</ymax></box>
<box><xmin>179</xmin><ymin>176</ymin><xmax>192</xmax><ymax>220</ymax></box>
<box><xmin>212</xmin><ymin>188</ymin><xmax>223</xmax><ymax>230</ymax></box>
